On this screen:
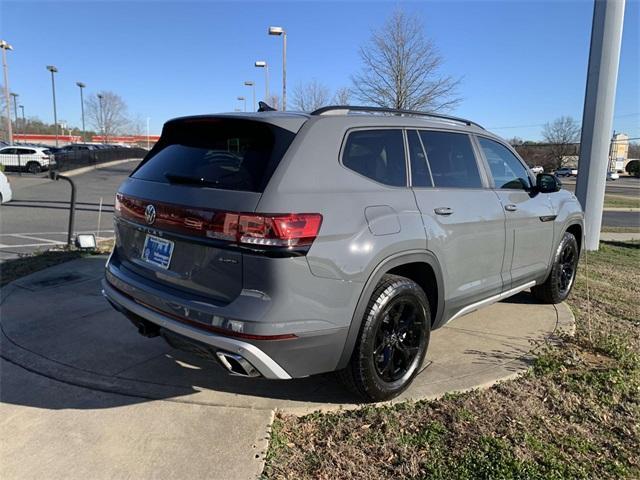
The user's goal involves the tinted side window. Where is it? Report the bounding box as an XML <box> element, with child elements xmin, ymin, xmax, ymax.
<box><xmin>407</xmin><ymin>130</ymin><xmax>432</xmax><ymax>187</ymax></box>
<box><xmin>478</xmin><ymin>137</ymin><xmax>531</xmax><ymax>190</ymax></box>
<box><xmin>419</xmin><ymin>131</ymin><xmax>482</xmax><ymax>188</ymax></box>
<box><xmin>342</xmin><ymin>129</ymin><xmax>406</xmax><ymax>187</ymax></box>
<box><xmin>17</xmin><ymin>149</ymin><xmax>36</xmax><ymax>155</ymax></box>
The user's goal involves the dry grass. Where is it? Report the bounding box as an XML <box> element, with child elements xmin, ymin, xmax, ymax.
<box><xmin>0</xmin><ymin>239</ymin><xmax>114</xmax><ymax>287</ymax></box>
<box><xmin>263</xmin><ymin>241</ymin><xmax>640</xmax><ymax>480</ymax></box>
<box><xmin>603</xmin><ymin>195</ymin><xmax>640</xmax><ymax>210</ymax></box>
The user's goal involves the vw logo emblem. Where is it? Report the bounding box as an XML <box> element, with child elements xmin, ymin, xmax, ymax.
<box><xmin>144</xmin><ymin>204</ymin><xmax>156</xmax><ymax>225</ymax></box>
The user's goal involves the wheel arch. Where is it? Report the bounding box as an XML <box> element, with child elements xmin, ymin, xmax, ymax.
<box><xmin>336</xmin><ymin>250</ymin><xmax>445</xmax><ymax>370</ymax></box>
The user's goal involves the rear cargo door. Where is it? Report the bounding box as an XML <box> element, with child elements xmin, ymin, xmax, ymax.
<box><xmin>113</xmin><ymin>117</ymin><xmax>297</xmax><ymax>304</ymax></box>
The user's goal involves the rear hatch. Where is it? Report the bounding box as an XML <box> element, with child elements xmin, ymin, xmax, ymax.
<box><xmin>113</xmin><ymin>115</ymin><xmax>302</xmax><ymax>304</ymax></box>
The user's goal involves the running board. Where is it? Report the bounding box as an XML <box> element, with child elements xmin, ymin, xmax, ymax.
<box><xmin>448</xmin><ymin>281</ymin><xmax>536</xmax><ymax>323</ymax></box>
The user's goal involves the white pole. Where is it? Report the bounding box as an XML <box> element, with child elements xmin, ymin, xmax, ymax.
<box><xmin>146</xmin><ymin>117</ymin><xmax>150</xmax><ymax>149</ymax></box>
<box><xmin>1</xmin><ymin>42</ymin><xmax>13</xmax><ymax>145</ymax></box>
<box><xmin>575</xmin><ymin>0</ymin><xmax>626</xmax><ymax>251</ymax></box>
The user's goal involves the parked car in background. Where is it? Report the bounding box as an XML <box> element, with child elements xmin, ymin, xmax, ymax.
<box><xmin>0</xmin><ymin>171</ymin><xmax>12</xmax><ymax>203</ymax></box>
<box><xmin>103</xmin><ymin>106</ymin><xmax>584</xmax><ymax>401</ymax></box>
<box><xmin>0</xmin><ymin>146</ymin><xmax>55</xmax><ymax>173</ymax></box>
<box><xmin>530</xmin><ymin>166</ymin><xmax>544</xmax><ymax>174</ymax></box>
<box><xmin>606</xmin><ymin>171</ymin><xmax>619</xmax><ymax>181</ymax></box>
<box><xmin>555</xmin><ymin>167</ymin><xmax>578</xmax><ymax>177</ymax></box>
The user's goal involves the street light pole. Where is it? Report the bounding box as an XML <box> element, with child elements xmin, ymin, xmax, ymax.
<box><xmin>76</xmin><ymin>82</ymin><xmax>86</xmax><ymax>142</ymax></box>
<box><xmin>46</xmin><ymin>65</ymin><xmax>59</xmax><ymax>147</ymax></box>
<box><xmin>237</xmin><ymin>96</ymin><xmax>246</xmax><ymax>112</ymax></box>
<box><xmin>10</xmin><ymin>92</ymin><xmax>18</xmax><ymax>142</ymax></box>
<box><xmin>1</xmin><ymin>40</ymin><xmax>13</xmax><ymax>145</ymax></box>
<box><xmin>255</xmin><ymin>61</ymin><xmax>269</xmax><ymax>103</ymax></box>
<box><xmin>97</xmin><ymin>93</ymin><xmax>105</xmax><ymax>144</ymax></box>
<box><xmin>268</xmin><ymin>26</ymin><xmax>287</xmax><ymax>111</ymax></box>
<box><xmin>146</xmin><ymin>117</ymin><xmax>150</xmax><ymax>150</ymax></box>
<box><xmin>244</xmin><ymin>81</ymin><xmax>255</xmax><ymax>111</ymax></box>
<box><xmin>19</xmin><ymin>105</ymin><xmax>25</xmax><ymax>136</ymax></box>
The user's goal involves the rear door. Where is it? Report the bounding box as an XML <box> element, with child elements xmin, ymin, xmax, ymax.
<box><xmin>114</xmin><ymin>117</ymin><xmax>298</xmax><ymax>304</ymax></box>
<box><xmin>408</xmin><ymin>129</ymin><xmax>506</xmax><ymax>313</ymax></box>
<box><xmin>475</xmin><ymin>136</ymin><xmax>555</xmax><ymax>287</ymax></box>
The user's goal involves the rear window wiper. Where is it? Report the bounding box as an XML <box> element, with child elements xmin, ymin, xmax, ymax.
<box><xmin>164</xmin><ymin>172</ymin><xmax>221</xmax><ymax>187</ymax></box>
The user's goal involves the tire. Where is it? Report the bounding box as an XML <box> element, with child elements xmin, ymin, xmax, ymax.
<box><xmin>340</xmin><ymin>274</ymin><xmax>431</xmax><ymax>402</ymax></box>
<box><xmin>26</xmin><ymin>162</ymin><xmax>42</xmax><ymax>174</ymax></box>
<box><xmin>532</xmin><ymin>231</ymin><xmax>579</xmax><ymax>304</ymax></box>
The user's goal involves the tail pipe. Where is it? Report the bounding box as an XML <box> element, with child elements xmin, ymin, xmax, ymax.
<box><xmin>215</xmin><ymin>351</ymin><xmax>260</xmax><ymax>377</ymax></box>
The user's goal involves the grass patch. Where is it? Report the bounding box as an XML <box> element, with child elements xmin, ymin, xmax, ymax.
<box><xmin>603</xmin><ymin>195</ymin><xmax>640</xmax><ymax>210</ymax></box>
<box><xmin>0</xmin><ymin>240</ymin><xmax>114</xmax><ymax>287</ymax></box>
<box><xmin>263</xmin><ymin>241</ymin><xmax>640</xmax><ymax>479</ymax></box>
<box><xmin>600</xmin><ymin>226</ymin><xmax>640</xmax><ymax>234</ymax></box>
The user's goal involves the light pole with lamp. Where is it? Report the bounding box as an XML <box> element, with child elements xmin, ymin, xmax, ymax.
<box><xmin>1</xmin><ymin>40</ymin><xmax>13</xmax><ymax>144</ymax></box>
<box><xmin>254</xmin><ymin>61</ymin><xmax>269</xmax><ymax>104</ymax></box>
<box><xmin>76</xmin><ymin>82</ymin><xmax>86</xmax><ymax>142</ymax></box>
<box><xmin>268</xmin><ymin>26</ymin><xmax>287</xmax><ymax>111</ymax></box>
<box><xmin>46</xmin><ymin>65</ymin><xmax>59</xmax><ymax>147</ymax></box>
<box><xmin>237</xmin><ymin>96</ymin><xmax>246</xmax><ymax>112</ymax></box>
<box><xmin>19</xmin><ymin>105</ymin><xmax>25</xmax><ymax>136</ymax></box>
<box><xmin>244</xmin><ymin>81</ymin><xmax>255</xmax><ymax>111</ymax></box>
<box><xmin>10</xmin><ymin>92</ymin><xmax>18</xmax><ymax>142</ymax></box>
<box><xmin>97</xmin><ymin>93</ymin><xmax>105</xmax><ymax>143</ymax></box>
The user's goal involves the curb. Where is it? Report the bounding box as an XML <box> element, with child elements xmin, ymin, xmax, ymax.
<box><xmin>62</xmin><ymin>158</ymin><xmax>141</xmax><ymax>177</ymax></box>
<box><xmin>603</xmin><ymin>207</ymin><xmax>640</xmax><ymax>212</ymax></box>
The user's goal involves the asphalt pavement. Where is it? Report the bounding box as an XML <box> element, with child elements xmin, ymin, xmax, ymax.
<box><xmin>0</xmin><ymin>160</ymin><xmax>140</xmax><ymax>260</ymax></box>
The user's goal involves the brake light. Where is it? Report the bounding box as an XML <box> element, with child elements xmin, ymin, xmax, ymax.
<box><xmin>238</xmin><ymin>213</ymin><xmax>322</xmax><ymax>247</ymax></box>
<box><xmin>115</xmin><ymin>194</ymin><xmax>322</xmax><ymax>250</ymax></box>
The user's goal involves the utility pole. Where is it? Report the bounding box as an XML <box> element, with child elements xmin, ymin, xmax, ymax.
<box><xmin>575</xmin><ymin>0</ymin><xmax>625</xmax><ymax>251</ymax></box>
<box><xmin>1</xmin><ymin>40</ymin><xmax>13</xmax><ymax>144</ymax></box>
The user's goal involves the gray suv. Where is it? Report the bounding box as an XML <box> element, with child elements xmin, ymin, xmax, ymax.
<box><xmin>103</xmin><ymin>106</ymin><xmax>583</xmax><ymax>401</ymax></box>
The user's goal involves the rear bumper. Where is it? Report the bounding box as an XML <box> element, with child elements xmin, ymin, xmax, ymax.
<box><xmin>102</xmin><ymin>279</ymin><xmax>292</xmax><ymax>379</ymax></box>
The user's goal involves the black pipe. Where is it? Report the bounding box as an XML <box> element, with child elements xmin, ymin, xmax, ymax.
<box><xmin>49</xmin><ymin>170</ymin><xmax>76</xmax><ymax>246</ymax></box>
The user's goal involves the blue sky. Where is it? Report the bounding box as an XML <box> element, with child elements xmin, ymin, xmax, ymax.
<box><xmin>1</xmin><ymin>0</ymin><xmax>638</xmax><ymax>139</ymax></box>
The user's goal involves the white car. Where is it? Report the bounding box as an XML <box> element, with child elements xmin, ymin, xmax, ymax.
<box><xmin>606</xmin><ymin>171</ymin><xmax>619</xmax><ymax>181</ymax></box>
<box><xmin>0</xmin><ymin>171</ymin><xmax>12</xmax><ymax>203</ymax></box>
<box><xmin>0</xmin><ymin>146</ymin><xmax>55</xmax><ymax>174</ymax></box>
<box><xmin>555</xmin><ymin>167</ymin><xmax>578</xmax><ymax>177</ymax></box>
<box><xmin>530</xmin><ymin>166</ymin><xmax>544</xmax><ymax>174</ymax></box>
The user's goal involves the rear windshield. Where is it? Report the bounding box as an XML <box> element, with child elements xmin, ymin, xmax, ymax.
<box><xmin>132</xmin><ymin>118</ymin><xmax>296</xmax><ymax>193</ymax></box>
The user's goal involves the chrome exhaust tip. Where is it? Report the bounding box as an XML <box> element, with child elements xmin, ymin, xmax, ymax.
<box><xmin>216</xmin><ymin>351</ymin><xmax>260</xmax><ymax>377</ymax></box>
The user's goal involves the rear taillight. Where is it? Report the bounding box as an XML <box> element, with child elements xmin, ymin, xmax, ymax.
<box><xmin>206</xmin><ymin>212</ymin><xmax>322</xmax><ymax>247</ymax></box>
<box><xmin>115</xmin><ymin>194</ymin><xmax>322</xmax><ymax>251</ymax></box>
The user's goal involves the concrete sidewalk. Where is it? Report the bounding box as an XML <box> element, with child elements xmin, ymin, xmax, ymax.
<box><xmin>0</xmin><ymin>257</ymin><xmax>574</xmax><ymax>479</ymax></box>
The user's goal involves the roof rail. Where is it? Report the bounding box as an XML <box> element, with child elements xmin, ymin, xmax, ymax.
<box><xmin>310</xmin><ymin>105</ymin><xmax>484</xmax><ymax>129</ymax></box>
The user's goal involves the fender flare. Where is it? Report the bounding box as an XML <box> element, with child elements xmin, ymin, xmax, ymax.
<box><xmin>336</xmin><ymin>250</ymin><xmax>445</xmax><ymax>370</ymax></box>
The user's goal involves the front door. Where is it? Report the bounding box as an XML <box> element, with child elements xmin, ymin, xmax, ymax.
<box><xmin>476</xmin><ymin>136</ymin><xmax>555</xmax><ymax>288</ymax></box>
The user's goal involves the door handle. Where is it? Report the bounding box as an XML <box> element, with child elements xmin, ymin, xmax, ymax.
<box><xmin>505</xmin><ymin>204</ymin><xmax>518</xmax><ymax>212</ymax></box>
<box><xmin>434</xmin><ymin>207</ymin><xmax>454</xmax><ymax>216</ymax></box>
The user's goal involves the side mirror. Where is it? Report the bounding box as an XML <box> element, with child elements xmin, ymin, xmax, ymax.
<box><xmin>536</xmin><ymin>173</ymin><xmax>561</xmax><ymax>193</ymax></box>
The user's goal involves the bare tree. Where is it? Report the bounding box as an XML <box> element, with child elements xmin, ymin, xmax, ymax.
<box><xmin>292</xmin><ymin>80</ymin><xmax>331</xmax><ymax>111</ymax></box>
<box><xmin>352</xmin><ymin>10</ymin><xmax>461</xmax><ymax>112</ymax></box>
<box><xmin>333</xmin><ymin>87</ymin><xmax>351</xmax><ymax>105</ymax></box>
<box><xmin>507</xmin><ymin>136</ymin><xmax>524</xmax><ymax>146</ymax></box>
<box><xmin>86</xmin><ymin>91</ymin><xmax>130</xmax><ymax>142</ymax></box>
<box><xmin>542</xmin><ymin>116</ymin><xmax>581</xmax><ymax>169</ymax></box>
